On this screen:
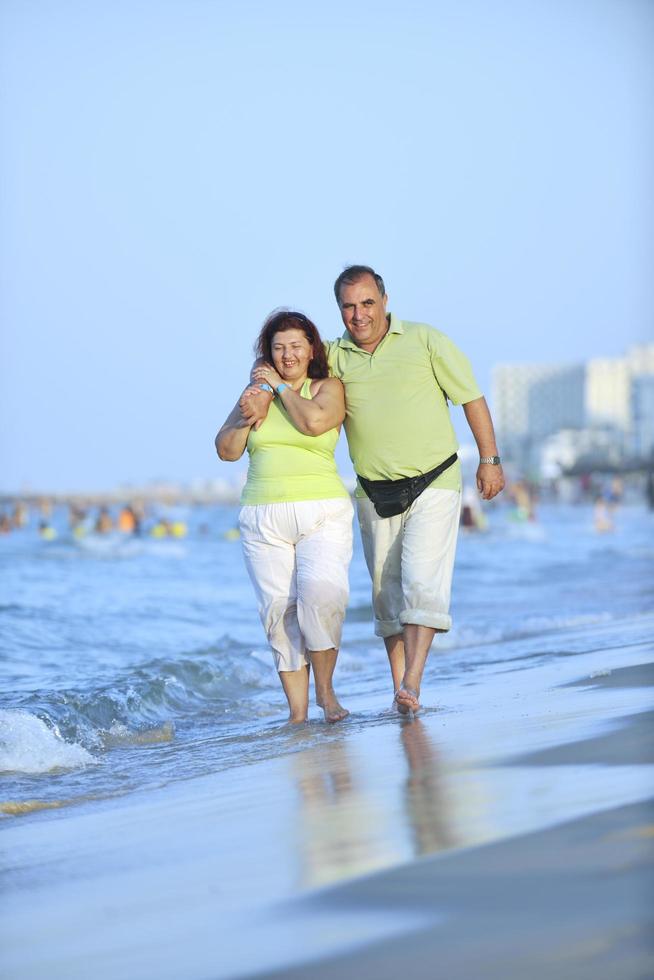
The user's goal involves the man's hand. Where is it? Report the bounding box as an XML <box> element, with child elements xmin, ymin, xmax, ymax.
<box><xmin>462</xmin><ymin>398</ymin><xmax>506</xmax><ymax>501</ymax></box>
<box><xmin>476</xmin><ymin>463</ymin><xmax>505</xmax><ymax>500</ymax></box>
<box><xmin>239</xmin><ymin>385</ymin><xmax>273</xmax><ymax>431</ymax></box>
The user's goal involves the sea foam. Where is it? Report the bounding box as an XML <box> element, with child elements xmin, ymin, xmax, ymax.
<box><xmin>0</xmin><ymin>710</ymin><xmax>96</xmax><ymax>774</ymax></box>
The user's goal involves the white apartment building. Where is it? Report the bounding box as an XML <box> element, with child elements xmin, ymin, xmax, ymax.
<box><xmin>492</xmin><ymin>363</ymin><xmax>585</xmax><ymax>467</ymax></box>
<box><xmin>585</xmin><ymin>358</ymin><xmax>631</xmax><ymax>430</ymax></box>
<box><xmin>493</xmin><ymin>344</ymin><xmax>654</xmax><ymax>472</ymax></box>
<box><xmin>632</xmin><ymin>374</ymin><xmax>654</xmax><ymax>459</ymax></box>
<box><xmin>586</xmin><ymin>344</ymin><xmax>654</xmax><ymax>442</ymax></box>
<box><xmin>493</xmin><ymin>363</ymin><xmax>561</xmax><ymax>440</ymax></box>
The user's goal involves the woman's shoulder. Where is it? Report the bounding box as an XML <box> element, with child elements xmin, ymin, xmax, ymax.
<box><xmin>309</xmin><ymin>376</ymin><xmax>344</xmax><ymax>397</ymax></box>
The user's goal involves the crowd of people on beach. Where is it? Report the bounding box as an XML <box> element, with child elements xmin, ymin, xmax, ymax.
<box><xmin>0</xmin><ymin>473</ymin><xmax>634</xmax><ymax>544</ymax></box>
<box><xmin>0</xmin><ymin>500</ymin><xmax>188</xmax><ymax>541</ymax></box>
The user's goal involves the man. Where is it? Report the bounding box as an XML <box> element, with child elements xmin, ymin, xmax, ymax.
<box><xmin>241</xmin><ymin>265</ymin><xmax>504</xmax><ymax>714</ymax></box>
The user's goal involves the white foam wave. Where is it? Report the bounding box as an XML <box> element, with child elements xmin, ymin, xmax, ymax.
<box><xmin>74</xmin><ymin>535</ymin><xmax>186</xmax><ymax>559</ymax></box>
<box><xmin>440</xmin><ymin>611</ymin><xmax>615</xmax><ymax>651</ymax></box>
<box><xmin>0</xmin><ymin>710</ymin><xmax>96</xmax><ymax>774</ymax></box>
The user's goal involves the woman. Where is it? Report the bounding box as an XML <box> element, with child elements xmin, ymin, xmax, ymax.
<box><xmin>216</xmin><ymin>310</ymin><xmax>353</xmax><ymax>724</ymax></box>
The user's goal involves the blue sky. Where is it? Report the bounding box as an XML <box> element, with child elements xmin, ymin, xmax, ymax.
<box><xmin>1</xmin><ymin>0</ymin><xmax>652</xmax><ymax>492</ymax></box>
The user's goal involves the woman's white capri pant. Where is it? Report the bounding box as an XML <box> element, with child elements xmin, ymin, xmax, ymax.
<box><xmin>239</xmin><ymin>498</ymin><xmax>354</xmax><ymax>671</ymax></box>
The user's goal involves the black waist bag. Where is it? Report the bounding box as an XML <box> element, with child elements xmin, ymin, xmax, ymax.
<box><xmin>357</xmin><ymin>453</ymin><xmax>458</xmax><ymax>519</ymax></box>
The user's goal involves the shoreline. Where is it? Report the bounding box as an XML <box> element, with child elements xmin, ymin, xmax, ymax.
<box><xmin>258</xmin><ymin>793</ymin><xmax>654</xmax><ymax>980</ymax></box>
<box><xmin>256</xmin><ymin>670</ymin><xmax>654</xmax><ymax>978</ymax></box>
<box><xmin>2</xmin><ymin>630</ymin><xmax>653</xmax><ymax>979</ymax></box>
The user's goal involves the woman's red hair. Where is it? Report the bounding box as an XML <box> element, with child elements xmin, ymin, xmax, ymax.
<box><xmin>255</xmin><ymin>310</ymin><xmax>329</xmax><ymax>379</ymax></box>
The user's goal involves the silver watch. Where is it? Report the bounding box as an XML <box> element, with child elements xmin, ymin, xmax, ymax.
<box><xmin>479</xmin><ymin>456</ymin><xmax>501</xmax><ymax>465</ymax></box>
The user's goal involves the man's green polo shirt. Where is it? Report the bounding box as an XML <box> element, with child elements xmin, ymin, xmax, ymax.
<box><xmin>326</xmin><ymin>314</ymin><xmax>482</xmax><ymax>492</ymax></box>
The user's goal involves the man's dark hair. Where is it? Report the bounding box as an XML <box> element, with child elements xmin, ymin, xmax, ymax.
<box><xmin>333</xmin><ymin>265</ymin><xmax>386</xmax><ymax>304</ymax></box>
<box><xmin>254</xmin><ymin>309</ymin><xmax>329</xmax><ymax>379</ymax></box>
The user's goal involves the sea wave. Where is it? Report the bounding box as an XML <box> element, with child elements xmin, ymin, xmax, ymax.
<box><xmin>1</xmin><ymin>641</ymin><xmax>280</xmax><ymax>766</ymax></box>
<box><xmin>0</xmin><ymin>710</ymin><xmax>96</xmax><ymax>774</ymax></box>
<box><xmin>72</xmin><ymin>534</ymin><xmax>187</xmax><ymax>560</ymax></box>
<box><xmin>438</xmin><ymin>611</ymin><xmax>616</xmax><ymax>653</ymax></box>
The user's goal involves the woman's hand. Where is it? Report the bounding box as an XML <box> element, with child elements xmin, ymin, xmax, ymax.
<box><xmin>252</xmin><ymin>363</ymin><xmax>284</xmax><ymax>391</ymax></box>
<box><xmin>240</xmin><ymin>385</ymin><xmax>273</xmax><ymax>430</ymax></box>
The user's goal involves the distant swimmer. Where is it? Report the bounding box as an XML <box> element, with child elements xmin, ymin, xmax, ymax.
<box><xmin>11</xmin><ymin>503</ymin><xmax>28</xmax><ymax>528</ymax></box>
<box><xmin>150</xmin><ymin>518</ymin><xmax>171</xmax><ymax>538</ymax></box>
<box><xmin>117</xmin><ymin>504</ymin><xmax>144</xmax><ymax>535</ymax></box>
<box><xmin>594</xmin><ymin>496</ymin><xmax>614</xmax><ymax>533</ymax></box>
<box><xmin>38</xmin><ymin>520</ymin><xmax>57</xmax><ymax>541</ymax></box>
<box><xmin>117</xmin><ymin>506</ymin><xmax>137</xmax><ymax>534</ymax></box>
<box><xmin>94</xmin><ymin>507</ymin><xmax>113</xmax><ymax>534</ymax></box>
<box><xmin>508</xmin><ymin>480</ymin><xmax>537</xmax><ymax>523</ymax></box>
<box><xmin>216</xmin><ymin>310</ymin><xmax>352</xmax><ymax>725</ymax></box>
<box><xmin>460</xmin><ymin>487</ymin><xmax>487</xmax><ymax>532</ymax></box>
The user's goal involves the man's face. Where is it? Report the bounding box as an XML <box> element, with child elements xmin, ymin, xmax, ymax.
<box><xmin>338</xmin><ymin>275</ymin><xmax>388</xmax><ymax>352</ymax></box>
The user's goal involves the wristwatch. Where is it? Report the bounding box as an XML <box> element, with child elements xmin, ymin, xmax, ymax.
<box><xmin>479</xmin><ymin>456</ymin><xmax>501</xmax><ymax>465</ymax></box>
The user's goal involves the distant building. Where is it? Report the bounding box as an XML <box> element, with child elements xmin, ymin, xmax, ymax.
<box><xmin>627</xmin><ymin>344</ymin><xmax>654</xmax><ymax>375</ymax></box>
<box><xmin>586</xmin><ymin>345</ymin><xmax>654</xmax><ymax>457</ymax></box>
<box><xmin>540</xmin><ymin>427</ymin><xmax>623</xmax><ymax>479</ymax></box>
<box><xmin>492</xmin><ymin>362</ymin><xmax>585</xmax><ymax>471</ymax></box>
<box><xmin>585</xmin><ymin>357</ymin><xmax>631</xmax><ymax>432</ymax></box>
<box><xmin>493</xmin><ymin>343</ymin><xmax>654</xmax><ymax>474</ymax></box>
<box><xmin>632</xmin><ymin>374</ymin><xmax>654</xmax><ymax>460</ymax></box>
<box><xmin>528</xmin><ymin>367</ymin><xmax>586</xmax><ymax>439</ymax></box>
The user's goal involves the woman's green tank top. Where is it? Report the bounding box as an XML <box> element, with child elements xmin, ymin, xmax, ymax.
<box><xmin>241</xmin><ymin>379</ymin><xmax>349</xmax><ymax>505</ymax></box>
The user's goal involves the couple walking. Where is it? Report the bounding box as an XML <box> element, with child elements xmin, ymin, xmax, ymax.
<box><xmin>216</xmin><ymin>265</ymin><xmax>504</xmax><ymax>723</ymax></box>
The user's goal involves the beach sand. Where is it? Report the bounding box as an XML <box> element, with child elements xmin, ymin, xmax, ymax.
<box><xmin>2</xmin><ymin>621</ymin><xmax>653</xmax><ymax>979</ymax></box>
<box><xmin>261</xmin><ymin>799</ymin><xmax>653</xmax><ymax>980</ymax></box>
<box><xmin>260</xmin><ymin>670</ymin><xmax>654</xmax><ymax>980</ymax></box>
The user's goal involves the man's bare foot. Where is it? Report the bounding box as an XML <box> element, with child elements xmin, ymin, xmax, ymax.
<box><xmin>316</xmin><ymin>692</ymin><xmax>350</xmax><ymax>724</ymax></box>
<box><xmin>395</xmin><ymin>684</ymin><xmax>420</xmax><ymax>716</ymax></box>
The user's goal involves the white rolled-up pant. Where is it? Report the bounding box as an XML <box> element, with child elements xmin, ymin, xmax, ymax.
<box><xmin>239</xmin><ymin>498</ymin><xmax>354</xmax><ymax>671</ymax></box>
<box><xmin>356</xmin><ymin>488</ymin><xmax>461</xmax><ymax>638</ymax></box>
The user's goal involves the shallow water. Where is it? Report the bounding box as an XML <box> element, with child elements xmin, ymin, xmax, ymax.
<box><xmin>1</xmin><ymin>501</ymin><xmax>653</xmax><ymax>815</ymax></box>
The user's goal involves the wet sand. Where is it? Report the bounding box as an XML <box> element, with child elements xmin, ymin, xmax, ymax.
<box><xmin>1</xmin><ymin>623</ymin><xmax>653</xmax><ymax>979</ymax></box>
<box><xmin>261</xmin><ymin>799</ymin><xmax>653</xmax><ymax>980</ymax></box>
<box><xmin>260</xmin><ymin>706</ymin><xmax>654</xmax><ymax>980</ymax></box>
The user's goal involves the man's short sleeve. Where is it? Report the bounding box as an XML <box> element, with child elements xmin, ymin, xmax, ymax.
<box><xmin>428</xmin><ymin>329</ymin><xmax>483</xmax><ymax>406</ymax></box>
<box><xmin>324</xmin><ymin>338</ymin><xmax>338</xmax><ymax>376</ymax></box>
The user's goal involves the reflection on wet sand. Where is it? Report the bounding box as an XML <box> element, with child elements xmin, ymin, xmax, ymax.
<box><xmin>401</xmin><ymin>719</ymin><xmax>455</xmax><ymax>857</ymax></box>
<box><xmin>292</xmin><ymin>737</ymin><xmax>401</xmax><ymax>889</ymax></box>
<box><xmin>291</xmin><ymin>720</ymin><xmax>455</xmax><ymax>889</ymax></box>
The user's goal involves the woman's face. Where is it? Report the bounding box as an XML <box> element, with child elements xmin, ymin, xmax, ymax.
<box><xmin>270</xmin><ymin>328</ymin><xmax>313</xmax><ymax>382</ymax></box>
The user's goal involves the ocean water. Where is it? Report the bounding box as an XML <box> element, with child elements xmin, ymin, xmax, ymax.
<box><xmin>1</xmin><ymin>500</ymin><xmax>653</xmax><ymax>817</ymax></box>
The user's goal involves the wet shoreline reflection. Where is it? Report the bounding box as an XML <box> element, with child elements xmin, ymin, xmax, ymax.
<box><xmin>401</xmin><ymin>719</ymin><xmax>455</xmax><ymax>857</ymax></box>
<box><xmin>290</xmin><ymin>719</ymin><xmax>455</xmax><ymax>889</ymax></box>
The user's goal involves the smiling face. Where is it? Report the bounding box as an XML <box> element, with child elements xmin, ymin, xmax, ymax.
<box><xmin>270</xmin><ymin>327</ymin><xmax>313</xmax><ymax>385</ymax></box>
<box><xmin>337</xmin><ymin>274</ymin><xmax>388</xmax><ymax>352</ymax></box>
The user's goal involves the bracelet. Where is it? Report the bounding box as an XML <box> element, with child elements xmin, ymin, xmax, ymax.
<box><xmin>258</xmin><ymin>383</ymin><xmax>274</xmax><ymax>394</ymax></box>
<box><xmin>276</xmin><ymin>383</ymin><xmax>290</xmax><ymax>395</ymax></box>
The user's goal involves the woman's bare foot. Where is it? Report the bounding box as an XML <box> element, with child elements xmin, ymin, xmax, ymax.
<box><xmin>395</xmin><ymin>684</ymin><xmax>420</xmax><ymax>716</ymax></box>
<box><xmin>316</xmin><ymin>690</ymin><xmax>349</xmax><ymax>723</ymax></box>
